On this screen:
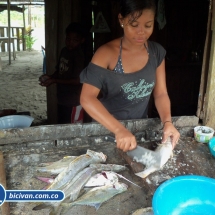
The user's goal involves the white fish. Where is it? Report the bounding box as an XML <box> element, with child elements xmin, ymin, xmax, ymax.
<box><xmin>65</xmin><ymin>167</ymin><xmax>97</xmax><ymax>201</ymax></box>
<box><xmin>33</xmin><ymin>167</ymin><xmax>97</xmax><ymax>212</ymax></box>
<box><xmin>36</xmin><ymin>156</ymin><xmax>78</xmax><ymax>174</ymax></box>
<box><xmin>134</xmin><ymin>137</ymin><xmax>173</xmax><ymax>178</ymax></box>
<box><xmin>60</xmin><ymin>182</ymin><xmax>128</xmax><ymax>215</ymax></box>
<box><xmin>46</xmin><ymin>150</ymin><xmax>106</xmax><ymax>190</ymax></box>
<box><xmin>89</xmin><ymin>163</ymin><xmax>127</xmax><ymax>172</ymax></box>
<box><xmin>132</xmin><ymin>207</ymin><xmax>153</xmax><ymax>215</ymax></box>
<box><xmin>84</xmin><ymin>171</ymin><xmax>118</xmax><ymax>187</ymax></box>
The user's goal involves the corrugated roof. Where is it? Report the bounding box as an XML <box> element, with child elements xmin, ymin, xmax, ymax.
<box><xmin>0</xmin><ymin>0</ymin><xmax>44</xmax><ymax>2</ymax></box>
<box><xmin>0</xmin><ymin>0</ymin><xmax>44</xmax><ymax>4</ymax></box>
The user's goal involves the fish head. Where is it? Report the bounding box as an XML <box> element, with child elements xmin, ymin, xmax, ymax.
<box><xmin>87</xmin><ymin>150</ymin><xmax>107</xmax><ymax>162</ymax></box>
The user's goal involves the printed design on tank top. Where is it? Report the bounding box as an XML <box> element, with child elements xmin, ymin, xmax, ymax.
<box><xmin>59</xmin><ymin>57</ymin><xmax>69</xmax><ymax>75</ymax></box>
<box><xmin>121</xmin><ymin>79</ymin><xmax>154</xmax><ymax>102</ymax></box>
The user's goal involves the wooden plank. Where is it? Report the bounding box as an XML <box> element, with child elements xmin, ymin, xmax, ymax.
<box><xmin>45</xmin><ymin>0</ymin><xmax>58</xmax><ymax>124</ymax></box>
<box><xmin>45</xmin><ymin>0</ymin><xmax>72</xmax><ymax>124</ymax></box>
<box><xmin>196</xmin><ymin>2</ymin><xmax>212</xmax><ymax>119</ymax></box>
<box><xmin>212</xmin><ymin>0</ymin><xmax>215</xmax><ymax>30</ymax></box>
<box><xmin>7</xmin><ymin>0</ymin><xmax>11</xmax><ymax>65</ymax></box>
<box><xmin>0</xmin><ymin>151</ymin><xmax>10</xmax><ymax>215</ymax></box>
<box><xmin>58</xmin><ymin>0</ymin><xmax>72</xmax><ymax>53</ymax></box>
<box><xmin>203</xmin><ymin>0</ymin><xmax>215</xmax><ymax>128</ymax></box>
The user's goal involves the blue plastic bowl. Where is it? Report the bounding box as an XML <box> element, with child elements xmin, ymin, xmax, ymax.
<box><xmin>152</xmin><ymin>175</ymin><xmax>215</xmax><ymax>215</ymax></box>
<box><xmin>208</xmin><ymin>137</ymin><xmax>215</xmax><ymax>157</ymax></box>
<box><xmin>0</xmin><ymin>115</ymin><xmax>34</xmax><ymax>129</ymax></box>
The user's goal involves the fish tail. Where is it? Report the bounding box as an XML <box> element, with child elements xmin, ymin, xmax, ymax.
<box><xmin>36</xmin><ymin>176</ymin><xmax>54</xmax><ymax>184</ymax></box>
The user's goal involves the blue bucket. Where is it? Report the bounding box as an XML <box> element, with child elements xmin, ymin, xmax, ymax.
<box><xmin>208</xmin><ymin>137</ymin><xmax>215</xmax><ymax>157</ymax></box>
<box><xmin>152</xmin><ymin>175</ymin><xmax>215</xmax><ymax>215</ymax></box>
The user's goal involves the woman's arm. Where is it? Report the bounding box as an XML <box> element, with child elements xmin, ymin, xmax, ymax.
<box><xmin>153</xmin><ymin>60</ymin><xmax>180</xmax><ymax>148</ymax></box>
<box><xmin>80</xmin><ymin>83</ymin><xmax>137</xmax><ymax>152</ymax></box>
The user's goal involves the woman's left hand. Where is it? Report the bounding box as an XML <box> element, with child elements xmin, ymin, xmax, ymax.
<box><xmin>162</xmin><ymin>122</ymin><xmax>180</xmax><ymax>149</ymax></box>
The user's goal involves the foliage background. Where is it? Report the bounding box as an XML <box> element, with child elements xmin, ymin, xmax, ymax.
<box><xmin>0</xmin><ymin>5</ymin><xmax>45</xmax><ymax>50</ymax></box>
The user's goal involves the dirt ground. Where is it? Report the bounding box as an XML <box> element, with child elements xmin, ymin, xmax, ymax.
<box><xmin>0</xmin><ymin>50</ymin><xmax>47</xmax><ymax>126</ymax></box>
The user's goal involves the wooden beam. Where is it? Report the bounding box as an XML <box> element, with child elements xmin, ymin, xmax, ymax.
<box><xmin>45</xmin><ymin>0</ymin><xmax>58</xmax><ymax>124</ymax></box>
<box><xmin>7</xmin><ymin>0</ymin><xmax>11</xmax><ymax>65</ymax></box>
<box><xmin>196</xmin><ymin>2</ymin><xmax>212</xmax><ymax>119</ymax></box>
<box><xmin>0</xmin><ymin>5</ymin><xmax>23</xmax><ymax>12</ymax></box>
<box><xmin>203</xmin><ymin>0</ymin><xmax>215</xmax><ymax>128</ymax></box>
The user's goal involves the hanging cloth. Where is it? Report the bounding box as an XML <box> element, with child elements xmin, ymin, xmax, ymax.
<box><xmin>156</xmin><ymin>0</ymin><xmax>167</xmax><ymax>30</ymax></box>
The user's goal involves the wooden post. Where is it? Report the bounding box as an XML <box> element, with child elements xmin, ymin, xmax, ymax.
<box><xmin>7</xmin><ymin>0</ymin><xmax>11</xmax><ymax>65</ymax></box>
<box><xmin>16</xmin><ymin>28</ymin><xmax>20</xmax><ymax>51</ymax></box>
<box><xmin>0</xmin><ymin>151</ymin><xmax>10</xmax><ymax>215</ymax></box>
<box><xmin>22</xmin><ymin>5</ymin><xmax>26</xmax><ymax>51</ymax></box>
<box><xmin>203</xmin><ymin>0</ymin><xmax>215</xmax><ymax>128</ymax></box>
<box><xmin>45</xmin><ymin>0</ymin><xmax>59</xmax><ymax>124</ymax></box>
<box><xmin>196</xmin><ymin>1</ymin><xmax>212</xmax><ymax>119</ymax></box>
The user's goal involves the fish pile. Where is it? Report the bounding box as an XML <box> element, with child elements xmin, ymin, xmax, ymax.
<box><xmin>33</xmin><ymin>149</ymin><xmax>130</xmax><ymax>215</ymax></box>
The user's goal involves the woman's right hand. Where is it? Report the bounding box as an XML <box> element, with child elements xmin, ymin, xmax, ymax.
<box><xmin>115</xmin><ymin>128</ymin><xmax>137</xmax><ymax>152</ymax></box>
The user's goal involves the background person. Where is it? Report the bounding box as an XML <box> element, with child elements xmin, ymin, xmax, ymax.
<box><xmin>39</xmin><ymin>22</ymin><xmax>86</xmax><ymax>124</ymax></box>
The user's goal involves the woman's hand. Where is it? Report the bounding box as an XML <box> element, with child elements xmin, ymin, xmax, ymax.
<box><xmin>115</xmin><ymin>128</ymin><xmax>137</xmax><ymax>152</ymax></box>
<box><xmin>162</xmin><ymin>121</ymin><xmax>180</xmax><ymax>149</ymax></box>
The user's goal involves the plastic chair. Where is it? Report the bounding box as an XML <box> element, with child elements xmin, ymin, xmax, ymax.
<box><xmin>41</xmin><ymin>46</ymin><xmax>46</xmax><ymax>74</ymax></box>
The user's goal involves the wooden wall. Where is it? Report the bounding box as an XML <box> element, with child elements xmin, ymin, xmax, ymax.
<box><xmin>148</xmin><ymin>0</ymin><xmax>210</xmax><ymax>118</ymax></box>
<box><xmin>44</xmin><ymin>0</ymin><xmax>210</xmax><ymax>124</ymax></box>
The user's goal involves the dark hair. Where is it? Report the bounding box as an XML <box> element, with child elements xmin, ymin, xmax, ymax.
<box><xmin>119</xmin><ymin>0</ymin><xmax>156</xmax><ymax>24</ymax></box>
<box><xmin>65</xmin><ymin>22</ymin><xmax>87</xmax><ymax>38</ymax></box>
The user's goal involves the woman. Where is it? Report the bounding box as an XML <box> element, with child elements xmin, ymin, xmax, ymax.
<box><xmin>80</xmin><ymin>0</ymin><xmax>180</xmax><ymax>152</ymax></box>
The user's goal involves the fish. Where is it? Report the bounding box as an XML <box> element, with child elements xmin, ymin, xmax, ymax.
<box><xmin>33</xmin><ymin>167</ymin><xmax>97</xmax><ymax>212</ymax></box>
<box><xmin>134</xmin><ymin>137</ymin><xmax>173</xmax><ymax>178</ymax></box>
<box><xmin>89</xmin><ymin>163</ymin><xmax>127</xmax><ymax>172</ymax></box>
<box><xmin>64</xmin><ymin>167</ymin><xmax>97</xmax><ymax>201</ymax></box>
<box><xmin>117</xmin><ymin>149</ymin><xmax>145</xmax><ymax>173</ymax></box>
<box><xmin>36</xmin><ymin>164</ymin><xmax>126</xmax><ymax>186</ymax></box>
<box><xmin>60</xmin><ymin>182</ymin><xmax>128</xmax><ymax>215</ymax></box>
<box><xmin>36</xmin><ymin>176</ymin><xmax>55</xmax><ymax>184</ymax></box>
<box><xmin>85</xmin><ymin>171</ymin><xmax>141</xmax><ymax>188</ymax></box>
<box><xmin>84</xmin><ymin>171</ymin><xmax>119</xmax><ymax>187</ymax></box>
<box><xmin>46</xmin><ymin>150</ymin><xmax>106</xmax><ymax>191</ymax></box>
<box><xmin>114</xmin><ymin>173</ymin><xmax>142</xmax><ymax>188</ymax></box>
<box><xmin>35</xmin><ymin>156</ymin><xmax>77</xmax><ymax>174</ymax></box>
<box><xmin>132</xmin><ymin>207</ymin><xmax>153</xmax><ymax>215</ymax></box>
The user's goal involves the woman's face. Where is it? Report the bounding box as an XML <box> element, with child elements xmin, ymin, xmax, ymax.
<box><xmin>119</xmin><ymin>9</ymin><xmax>155</xmax><ymax>45</ymax></box>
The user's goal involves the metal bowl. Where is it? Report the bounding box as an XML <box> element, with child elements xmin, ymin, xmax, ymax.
<box><xmin>0</xmin><ymin>115</ymin><xmax>34</xmax><ymax>129</ymax></box>
<box><xmin>152</xmin><ymin>175</ymin><xmax>215</xmax><ymax>215</ymax></box>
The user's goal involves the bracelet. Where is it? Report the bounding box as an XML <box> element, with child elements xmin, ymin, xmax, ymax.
<box><xmin>162</xmin><ymin>121</ymin><xmax>172</xmax><ymax>128</ymax></box>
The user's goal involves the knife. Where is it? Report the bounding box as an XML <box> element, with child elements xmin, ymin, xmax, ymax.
<box><xmin>104</xmin><ymin>135</ymin><xmax>156</xmax><ymax>163</ymax></box>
